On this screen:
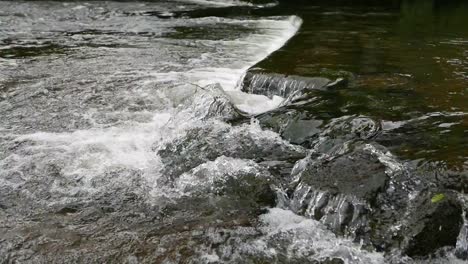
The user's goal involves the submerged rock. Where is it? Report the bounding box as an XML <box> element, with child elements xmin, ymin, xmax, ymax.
<box><xmin>139</xmin><ymin>208</ymin><xmax>384</xmax><ymax>264</ymax></box>
<box><xmin>311</xmin><ymin>115</ymin><xmax>381</xmax><ymax>154</ymax></box>
<box><xmin>257</xmin><ymin>113</ymin><xmax>380</xmax><ymax>149</ymax></box>
<box><xmin>293</xmin><ymin>145</ymin><xmax>388</xmax><ymax>202</ymax></box>
<box><xmin>166</xmin><ymin>83</ymin><xmax>246</xmax><ymax>121</ymax></box>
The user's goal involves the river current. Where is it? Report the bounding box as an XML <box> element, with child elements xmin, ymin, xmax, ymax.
<box><xmin>0</xmin><ymin>1</ymin><xmax>466</xmax><ymax>263</ymax></box>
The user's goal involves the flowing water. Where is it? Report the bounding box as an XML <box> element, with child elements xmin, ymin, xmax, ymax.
<box><xmin>250</xmin><ymin>0</ymin><xmax>468</xmax><ymax>168</ymax></box>
<box><xmin>0</xmin><ymin>0</ymin><xmax>466</xmax><ymax>263</ymax></box>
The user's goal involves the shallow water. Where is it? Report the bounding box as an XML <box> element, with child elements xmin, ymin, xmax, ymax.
<box><xmin>0</xmin><ymin>0</ymin><xmax>466</xmax><ymax>263</ymax></box>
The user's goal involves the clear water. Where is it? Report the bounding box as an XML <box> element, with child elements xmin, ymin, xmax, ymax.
<box><xmin>0</xmin><ymin>0</ymin><xmax>466</xmax><ymax>263</ymax></box>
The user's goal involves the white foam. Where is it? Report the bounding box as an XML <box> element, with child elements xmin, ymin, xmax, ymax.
<box><xmin>178</xmin><ymin>0</ymin><xmax>267</xmax><ymax>8</ymax></box>
<box><xmin>226</xmin><ymin>90</ymin><xmax>284</xmax><ymax>115</ymax></box>
<box><xmin>258</xmin><ymin>208</ymin><xmax>385</xmax><ymax>263</ymax></box>
<box><xmin>225</xmin><ymin>16</ymin><xmax>302</xmax><ymax>114</ymax></box>
<box><xmin>0</xmin><ymin>4</ymin><xmax>303</xmax><ymax>205</ymax></box>
<box><xmin>15</xmin><ymin>113</ymin><xmax>170</xmax><ymax>171</ymax></box>
<box><xmin>0</xmin><ymin>112</ymin><xmax>175</xmax><ymax>199</ymax></box>
<box><xmin>175</xmin><ymin>207</ymin><xmax>385</xmax><ymax>263</ymax></box>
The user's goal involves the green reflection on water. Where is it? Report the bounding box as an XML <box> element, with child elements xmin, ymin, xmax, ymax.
<box><xmin>257</xmin><ymin>0</ymin><xmax>468</xmax><ymax>167</ymax></box>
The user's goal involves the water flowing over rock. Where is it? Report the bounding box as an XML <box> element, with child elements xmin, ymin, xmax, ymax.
<box><xmin>145</xmin><ymin>208</ymin><xmax>385</xmax><ymax>264</ymax></box>
<box><xmin>311</xmin><ymin>115</ymin><xmax>381</xmax><ymax>154</ymax></box>
<box><xmin>1</xmin><ymin>0</ymin><xmax>467</xmax><ymax>263</ymax></box>
<box><xmin>455</xmin><ymin>210</ymin><xmax>468</xmax><ymax>260</ymax></box>
<box><xmin>287</xmin><ymin>142</ymin><xmax>464</xmax><ymax>256</ymax></box>
<box><xmin>175</xmin><ymin>83</ymin><xmax>247</xmax><ymax>121</ymax></box>
<box><xmin>156</xmin><ymin>120</ymin><xmax>307</xmax><ymax>181</ymax></box>
<box><xmin>242</xmin><ymin>71</ymin><xmax>345</xmax><ymax>105</ymax></box>
<box><xmin>173</xmin><ymin>156</ymin><xmax>277</xmax><ymax>209</ymax></box>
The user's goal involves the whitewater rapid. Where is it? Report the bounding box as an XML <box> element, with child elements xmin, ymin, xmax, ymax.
<box><xmin>0</xmin><ymin>1</ymin><xmax>302</xmax><ymax>193</ymax></box>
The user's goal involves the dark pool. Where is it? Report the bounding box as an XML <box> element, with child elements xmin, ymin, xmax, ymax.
<box><xmin>253</xmin><ymin>0</ymin><xmax>468</xmax><ymax>168</ymax></box>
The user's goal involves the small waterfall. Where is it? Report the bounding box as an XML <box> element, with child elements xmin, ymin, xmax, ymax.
<box><xmin>290</xmin><ymin>182</ymin><xmax>370</xmax><ymax>239</ymax></box>
<box><xmin>242</xmin><ymin>71</ymin><xmax>344</xmax><ymax>100</ymax></box>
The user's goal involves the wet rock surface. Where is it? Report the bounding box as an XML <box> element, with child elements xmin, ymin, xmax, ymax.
<box><xmin>287</xmin><ymin>141</ymin><xmax>464</xmax><ymax>256</ymax></box>
<box><xmin>179</xmin><ymin>83</ymin><xmax>247</xmax><ymax>121</ymax></box>
<box><xmin>419</xmin><ymin>164</ymin><xmax>468</xmax><ymax>193</ymax></box>
<box><xmin>402</xmin><ymin>190</ymin><xmax>463</xmax><ymax>257</ymax></box>
<box><xmin>256</xmin><ymin>111</ymin><xmax>380</xmax><ymax>149</ymax></box>
<box><xmin>250</xmin><ymin>78</ymin><xmax>466</xmax><ymax>258</ymax></box>
<box><xmin>292</xmin><ymin>144</ymin><xmax>389</xmax><ymax>202</ymax></box>
<box><xmin>455</xmin><ymin>210</ymin><xmax>468</xmax><ymax>260</ymax></box>
<box><xmin>0</xmin><ymin>157</ymin><xmax>277</xmax><ymax>263</ymax></box>
<box><xmin>1</xmin><ymin>0</ymin><xmax>467</xmax><ymax>263</ymax></box>
<box><xmin>156</xmin><ymin>121</ymin><xmax>307</xmax><ymax>180</ymax></box>
<box><xmin>243</xmin><ymin>69</ymin><xmax>466</xmax><ymax>260</ymax></box>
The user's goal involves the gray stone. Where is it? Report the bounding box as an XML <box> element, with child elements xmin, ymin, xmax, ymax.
<box><xmin>403</xmin><ymin>191</ymin><xmax>463</xmax><ymax>257</ymax></box>
<box><xmin>288</xmin><ymin>142</ymin><xmax>464</xmax><ymax>257</ymax></box>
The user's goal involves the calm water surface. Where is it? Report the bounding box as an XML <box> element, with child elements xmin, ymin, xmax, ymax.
<box><xmin>256</xmin><ymin>0</ymin><xmax>468</xmax><ymax>168</ymax></box>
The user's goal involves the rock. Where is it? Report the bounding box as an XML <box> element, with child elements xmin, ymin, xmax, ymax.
<box><xmin>257</xmin><ymin>110</ymin><xmax>379</xmax><ymax>149</ymax></box>
<box><xmin>296</xmin><ymin>145</ymin><xmax>388</xmax><ymax>201</ymax></box>
<box><xmin>282</xmin><ymin>119</ymin><xmax>323</xmax><ymax>145</ymax></box>
<box><xmin>256</xmin><ymin>108</ymin><xmax>305</xmax><ymax>134</ymax></box>
<box><xmin>313</xmin><ymin>115</ymin><xmax>381</xmax><ymax>152</ymax></box>
<box><xmin>156</xmin><ymin>121</ymin><xmax>306</xmax><ymax>180</ymax></box>
<box><xmin>289</xmin><ymin>143</ymin><xmax>388</xmax><ymax>238</ymax></box>
<box><xmin>256</xmin><ymin>108</ymin><xmax>323</xmax><ymax>145</ymax></box>
<box><xmin>288</xmin><ymin>142</ymin><xmax>464</xmax><ymax>256</ymax></box>
<box><xmin>174</xmin><ymin>156</ymin><xmax>276</xmax><ymax>209</ymax></box>
<box><xmin>403</xmin><ymin>191</ymin><xmax>463</xmax><ymax>257</ymax></box>
<box><xmin>56</xmin><ymin>206</ymin><xmax>79</xmax><ymax>215</ymax></box>
<box><xmin>455</xmin><ymin>211</ymin><xmax>468</xmax><ymax>260</ymax></box>
<box><xmin>187</xmin><ymin>83</ymin><xmax>246</xmax><ymax>121</ymax></box>
<box><xmin>419</xmin><ymin>164</ymin><xmax>468</xmax><ymax>193</ymax></box>
<box><xmin>314</xmin><ymin>258</ymin><xmax>345</xmax><ymax>264</ymax></box>
<box><xmin>152</xmin><ymin>157</ymin><xmax>278</xmax><ymax>246</ymax></box>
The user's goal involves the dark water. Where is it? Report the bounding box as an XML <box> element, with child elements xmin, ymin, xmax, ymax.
<box><xmin>255</xmin><ymin>0</ymin><xmax>468</xmax><ymax>168</ymax></box>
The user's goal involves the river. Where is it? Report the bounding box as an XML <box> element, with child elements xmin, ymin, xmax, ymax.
<box><xmin>0</xmin><ymin>0</ymin><xmax>466</xmax><ymax>263</ymax></box>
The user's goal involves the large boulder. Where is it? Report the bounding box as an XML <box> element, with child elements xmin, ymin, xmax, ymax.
<box><xmin>288</xmin><ymin>142</ymin><xmax>464</xmax><ymax>257</ymax></box>
<box><xmin>289</xmin><ymin>143</ymin><xmax>388</xmax><ymax>240</ymax></box>
<box><xmin>402</xmin><ymin>190</ymin><xmax>463</xmax><ymax>257</ymax></box>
